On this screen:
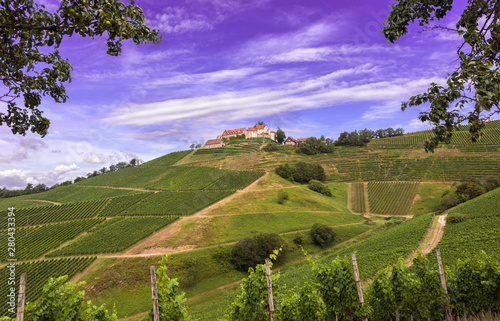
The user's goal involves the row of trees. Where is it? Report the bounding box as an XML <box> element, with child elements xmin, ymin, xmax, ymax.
<box><xmin>335</xmin><ymin>128</ymin><xmax>404</xmax><ymax>147</ymax></box>
<box><xmin>0</xmin><ymin>158</ymin><xmax>140</xmax><ymax>198</ymax></box>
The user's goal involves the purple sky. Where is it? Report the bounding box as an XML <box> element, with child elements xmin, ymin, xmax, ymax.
<box><xmin>0</xmin><ymin>0</ymin><xmax>466</xmax><ymax>189</ymax></box>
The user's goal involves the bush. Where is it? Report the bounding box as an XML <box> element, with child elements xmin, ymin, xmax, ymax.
<box><xmin>440</xmin><ymin>193</ymin><xmax>460</xmax><ymax>210</ymax></box>
<box><xmin>308</xmin><ymin>180</ymin><xmax>332</xmax><ymax>196</ymax></box>
<box><xmin>311</xmin><ymin>223</ymin><xmax>335</xmax><ymax>248</ymax></box>
<box><xmin>479</xmin><ymin>175</ymin><xmax>500</xmax><ymax>191</ymax></box>
<box><xmin>275</xmin><ymin>162</ymin><xmax>326</xmax><ymax>183</ymax></box>
<box><xmin>455</xmin><ymin>181</ymin><xmax>486</xmax><ymax>200</ymax></box>
<box><xmin>263</xmin><ymin>144</ymin><xmax>279</xmax><ymax>152</ymax></box>
<box><xmin>292</xmin><ymin>233</ymin><xmax>304</xmax><ymax>245</ymax></box>
<box><xmin>277</xmin><ymin>190</ymin><xmax>289</xmax><ymax>204</ymax></box>
<box><xmin>231</xmin><ymin>234</ymin><xmax>288</xmax><ymax>271</ymax></box>
<box><xmin>446</xmin><ymin>213</ymin><xmax>468</xmax><ymax>224</ymax></box>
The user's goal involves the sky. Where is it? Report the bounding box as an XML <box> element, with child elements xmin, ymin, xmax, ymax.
<box><xmin>0</xmin><ymin>0</ymin><xmax>466</xmax><ymax>189</ymax></box>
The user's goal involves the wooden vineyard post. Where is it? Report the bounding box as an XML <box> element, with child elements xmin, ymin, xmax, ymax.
<box><xmin>265</xmin><ymin>259</ymin><xmax>275</xmax><ymax>321</ymax></box>
<box><xmin>436</xmin><ymin>249</ymin><xmax>453</xmax><ymax>321</ymax></box>
<box><xmin>351</xmin><ymin>253</ymin><xmax>368</xmax><ymax>321</ymax></box>
<box><xmin>150</xmin><ymin>266</ymin><xmax>160</xmax><ymax>321</ymax></box>
<box><xmin>16</xmin><ymin>273</ymin><xmax>27</xmax><ymax>321</ymax></box>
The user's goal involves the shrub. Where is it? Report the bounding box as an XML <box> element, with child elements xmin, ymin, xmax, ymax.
<box><xmin>275</xmin><ymin>162</ymin><xmax>326</xmax><ymax>183</ymax></box>
<box><xmin>231</xmin><ymin>234</ymin><xmax>288</xmax><ymax>271</ymax></box>
<box><xmin>311</xmin><ymin>223</ymin><xmax>335</xmax><ymax>248</ymax></box>
<box><xmin>231</xmin><ymin>237</ymin><xmax>261</xmax><ymax>271</ymax></box>
<box><xmin>263</xmin><ymin>144</ymin><xmax>279</xmax><ymax>152</ymax></box>
<box><xmin>308</xmin><ymin>180</ymin><xmax>332</xmax><ymax>196</ymax></box>
<box><xmin>292</xmin><ymin>233</ymin><xmax>304</xmax><ymax>245</ymax></box>
<box><xmin>446</xmin><ymin>213</ymin><xmax>468</xmax><ymax>224</ymax></box>
<box><xmin>275</xmin><ymin>163</ymin><xmax>295</xmax><ymax>181</ymax></box>
<box><xmin>277</xmin><ymin>190</ymin><xmax>289</xmax><ymax>204</ymax></box>
<box><xmin>455</xmin><ymin>181</ymin><xmax>486</xmax><ymax>200</ymax></box>
<box><xmin>440</xmin><ymin>193</ymin><xmax>460</xmax><ymax>210</ymax></box>
<box><xmin>479</xmin><ymin>175</ymin><xmax>500</xmax><ymax>191</ymax></box>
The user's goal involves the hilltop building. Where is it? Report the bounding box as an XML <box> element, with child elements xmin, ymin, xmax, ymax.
<box><xmin>204</xmin><ymin>139</ymin><xmax>226</xmax><ymax>148</ymax></box>
<box><xmin>217</xmin><ymin>124</ymin><xmax>276</xmax><ymax>141</ymax></box>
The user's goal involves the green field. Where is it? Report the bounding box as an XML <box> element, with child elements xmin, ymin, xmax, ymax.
<box><xmin>48</xmin><ymin>217</ymin><xmax>178</xmax><ymax>256</ymax></box>
<box><xmin>219</xmin><ymin>212</ymin><xmax>365</xmax><ymax>243</ymax></box>
<box><xmin>0</xmin><ymin>219</ymin><xmax>103</xmax><ymax>261</ymax></box>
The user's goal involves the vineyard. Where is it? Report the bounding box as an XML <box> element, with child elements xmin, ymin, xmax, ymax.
<box><xmin>98</xmin><ymin>192</ymin><xmax>153</xmax><ymax>216</ymax></box>
<box><xmin>148</xmin><ymin>166</ymin><xmax>263</xmax><ymax>191</ymax></box>
<box><xmin>433</xmin><ymin>216</ymin><xmax>500</xmax><ymax>266</ymax></box>
<box><xmin>448</xmin><ymin>188</ymin><xmax>500</xmax><ymax>218</ymax></box>
<box><xmin>0</xmin><ymin>257</ymin><xmax>96</xmax><ymax>315</ymax></box>
<box><xmin>120</xmin><ymin>190</ymin><xmax>234</xmax><ymax>216</ymax></box>
<box><xmin>367</xmin><ymin>181</ymin><xmax>419</xmax><ymax>215</ymax></box>
<box><xmin>369</xmin><ymin>120</ymin><xmax>500</xmax><ymax>147</ymax></box>
<box><xmin>74</xmin><ymin>166</ymin><xmax>173</xmax><ymax>188</ymax></box>
<box><xmin>333</xmin><ymin>213</ymin><xmax>433</xmax><ymax>278</ymax></box>
<box><xmin>140</xmin><ymin>150</ymin><xmax>192</xmax><ymax>166</ymax></box>
<box><xmin>351</xmin><ymin>182</ymin><xmax>366</xmax><ymax>213</ymax></box>
<box><xmin>0</xmin><ymin>199</ymin><xmax>108</xmax><ymax>228</ymax></box>
<box><xmin>47</xmin><ymin>217</ymin><xmax>178</xmax><ymax>256</ymax></box>
<box><xmin>326</xmin><ymin>155</ymin><xmax>500</xmax><ymax>182</ymax></box>
<box><xmin>0</xmin><ymin>219</ymin><xmax>103</xmax><ymax>261</ymax></box>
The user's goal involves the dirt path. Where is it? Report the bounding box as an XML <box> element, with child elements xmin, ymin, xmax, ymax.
<box><xmin>24</xmin><ymin>199</ymin><xmax>62</xmax><ymax>205</ymax></box>
<box><xmin>405</xmin><ymin>214</ymin><xmax>447</xmax><ymax>266</ymax></box>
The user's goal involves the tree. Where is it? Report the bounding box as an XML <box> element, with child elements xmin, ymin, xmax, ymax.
<box><xmin>276</xmin><ymin>127</ymin><xmax>286</xmax><ymax>144</ymax></box>
<box><xmin>310</xmin><ymin>223</ymin><xmax>335</xmax><ymax>247</ymax></box>
<box><xmin>255</xmin><ymin>121</ymin><xmax>265</xmax><ymax>126</ymax></box>
<box><xmin>383</xmin><ymin>0</ymin><xmax>500</xmax><ymax>152</ymax></box>
<box><xmin>1</xmin><ymin>0</ymin><xmax>162</xmax><ymax>137</ymax></box>
<box><xmin>189</xmin><ymin>143</ymin><xmax>195</xmax><ymax>149</ymax></box>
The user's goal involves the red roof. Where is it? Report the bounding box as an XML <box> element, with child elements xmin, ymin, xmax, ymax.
<box><xmin>270</xmin><ymin>131</ymin><xmax>276</xmax><ymax>133</ymax></box>
<box><xmin>222</xmin><ymin>128</ymin><xmax>245</xmax><ymax>136</ymax></box>
<box><xmin>248</xmin><ymin>127</ymin><xmax>257</xmax><ymax>131</ymax></box>
<box><xmin>297</xmin><ymin>138</ymin><xmax>307</xmax><ymax>142</ymax></box>
<box><xmin>205</xmin><ymin>139</ymin><xmax>224</xmax><ymax>145</ymax></box>
<box><xmin>255</xmin><ymin>124</ymin><xmax>266</xmax><ymax>129</ymax></box>
<box><xmin>285</xmin><ymin>137</ymin><xmax>297</xmax><ymax>143</ymax></box>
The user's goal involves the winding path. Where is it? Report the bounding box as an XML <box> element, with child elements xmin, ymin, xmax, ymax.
<box><xmin>404</xmin><ymin>214</ymin><xmax>447</xmax><ymax>266</ymax></box>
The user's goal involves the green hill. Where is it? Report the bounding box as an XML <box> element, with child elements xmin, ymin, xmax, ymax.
<box><xmin>1</xmin><ymin>142</ymin><xmax>499</xmax><ymax>320</ymax></box>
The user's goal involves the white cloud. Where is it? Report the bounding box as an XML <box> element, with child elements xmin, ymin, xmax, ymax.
<box><xmin>106</xmin><ymin>64</ymin><xmax>440</xmax><ymax>127</ymax></box>
<box><xmin>362</xmin><ymin>101</ymin><xmax>404</xmax><ymax>121</ymax></box>
<box><xmin>147</xmin><ymin>67</ymin><xmax>265</xmax><ymax>87</ymax></box>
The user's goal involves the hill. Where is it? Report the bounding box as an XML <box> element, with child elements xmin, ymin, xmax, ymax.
<box><xmin>1</xmin><ymin>131</ymin><xmax>499</xmax><ymax>319</ymax></box>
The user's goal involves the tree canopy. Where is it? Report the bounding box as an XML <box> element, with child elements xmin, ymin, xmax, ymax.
<box><xmin>383</xmin><ymin>0</ymin><xmax>500</xmax><ymax>152</ymax></box>
<box><xmin>0</xmin><ymin>0</ymin><xmax>162</xmax><ymax>137</ymax></box>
